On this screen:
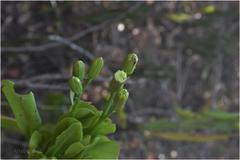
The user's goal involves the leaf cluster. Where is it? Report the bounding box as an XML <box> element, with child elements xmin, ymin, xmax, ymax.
<box><xmin>1</xmin><ymin>53</ymin><xmax>138</xmax><ymax>159</ymax></box>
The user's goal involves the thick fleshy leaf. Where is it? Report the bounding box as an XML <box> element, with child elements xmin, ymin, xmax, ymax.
<box><xmin>2</xmin><ymin>80</ymin><xmax>41</xmax><ymax>137</ymax></box>
<box><xmin>37</xmin><ymin>125</ymin><xmax>54</xmax><ymax>152</ymax></box>
<box><xmin>29</xmin><ymin>130</ymin><xmax>42</xmax><ymax>150</ymax></box>
<box><xmin>74</xmin><ymin>108</ymin><xmax>95</xmax><ymax>119</ymax></box>
<box><xmin>69</xmin><ymin>100</ymin><xmax>100</xmax><ymax>129</ymax></box>
<box><xmin>82</xmin><ymin>135</ymin><xmax>91</xmax><ymax>146</ymax></box>
<box><xmin>77</xmin><ymin>135</ymin><xmax>111</xmax><ymax>158</ymax></box>
<box><xmin>81</xmin><ymin>140</ymin><xmax>120</xmax><ymax>159</ymax></box>
<box><xmin>91</xmin><ymin>118</ymin><xmax>116</xmax><ymax>135</ymax></box>
<box><xmin>46</xmin><ymin>121</ymin><xmax>83</xmax><ymax>157</ymax></box>
<box><xmin>53</xmin><ymin>117</ymin><xmax>79</xmax><ymax>138</ymax></box>
<box><xmin>81</xmin><ymin>114</ymin><xmax>100</xmax><ymax>129</ymax></box>
<box><xmin>63</xmin><ymin>141</ymin><xmax>85</xmax><ymax>158</ymax></box>
<box><xmin>1</xmin><ymin>116</ymin><xmax>22</xmax><ymax>133</ymax></box>
<box><xmin>70</xmin><ymin>100</ymin><xmax>98</xmax><ymax>115</ymax></box>
<box><xmin>28</xmin><ymin>150</ymin><xmax>46</xmax><ymax>159</ymax></box>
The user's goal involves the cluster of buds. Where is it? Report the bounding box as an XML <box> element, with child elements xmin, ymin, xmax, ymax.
<box><xmin>100</xmin><ymin>53</ymin><xmax>138</xmax><ymax>127</ymax></box>
<box><xmin>68</xmin><ymin>57</ymin><xmax>104</xmax><ymax>103</ymax></box>
<box><xmin>69</xmin><ymin>53</ymin><xmax>138</xmax><ymax>128</ymax></box>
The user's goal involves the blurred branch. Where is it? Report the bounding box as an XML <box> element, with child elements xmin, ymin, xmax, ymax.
<box><xmin>176</xmin><ymin>44</ymin><xmax>193</xmax><ymax>103</ymax></box>
<box><xmin>1</xmin><ymin>101</ymin><xmax>65</xmax><ymax>111</ymax></box>
<box><xmin>27</xmin><ymin>73</ymin><xmax>67</xmax><ymax>82</ymax></box>
<box><xmin>48</xmin><ymin>35</ymin><xmax>113</xmax><ymax>75</ymax></box>
<box><xmin>210</xmin><ymin>3</ymin><xmax>238</xmax><ymax>109</ymax></box>
<box><xmin>49</xmin><ymin>35</ymin><xmax>95</xmax><ymax>60</ymax></box>
<box><xmin>176</xmin><ymin>44</ymin><xmax>183</xmax><ymax>103</ymax></box>
<box><xmin>14</xmin><ymin>80</ymin><xmax>68</xmax><ymax>91</ymax></box>
<box><xmin>1</xmin><ymin>2</ymin><xmax>143</xmax><ymax>53</ymax></box>
<box><xmin>211</xmin><ymin>22</ymin><xmax>225</xmax><ymax>109</ymax></box>
<box><xmin>10</xmin><ymin>72</ymin><xmax>135</xmax><ymax>90</ymax></box>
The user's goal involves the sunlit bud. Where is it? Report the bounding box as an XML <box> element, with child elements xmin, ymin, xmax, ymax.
<box><xmin>110</xmin><ymin>70</ymin><xmax>127</xmax><ymax>92</ymax></box>
<box><xmin>114</xmin><ymin>70</ymin><xmax>127</xmax><ymax>83</ymax></box>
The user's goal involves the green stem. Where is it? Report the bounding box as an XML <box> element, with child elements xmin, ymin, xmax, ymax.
<box><xmin>82</xmin><ymin>79</ymin><xmax>92</xmax><ymax>92</ymax></box>
<box><xmin>86</xmin><ymin>92</ymin><xmax>116</xmax><ymax>134</ymax></box>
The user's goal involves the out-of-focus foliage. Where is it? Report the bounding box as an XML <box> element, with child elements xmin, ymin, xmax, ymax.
<box><xmin>169</xmin><ymin>13</ymin><xmax>192</xmax><ymax>23</ymax></box>
<box><xmin>143</xmin><ymin>107</ymin><xmax>239</xmax><ymax>142</ymax></box>
<box><xmin>146</xmin><ymin>132</ymin><xmax>229</xmax><ymax>142</ymax></box>
<box><xmin>169</xmin><ymin>5</ymin><xmax>217</xmax><ymax>23</ymax></box>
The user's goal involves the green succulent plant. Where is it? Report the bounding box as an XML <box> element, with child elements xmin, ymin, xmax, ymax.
<box><xmin>1</xmin><ymin>53</ymin><xmax>138</xmax><ymax>159</ymax></box>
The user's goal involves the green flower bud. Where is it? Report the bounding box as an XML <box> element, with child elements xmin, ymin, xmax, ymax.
<box><xmin>110</xmin><ymin>70</ymin><xmax>127</xmax><ymax>92</ymax></box>
<box><xmin>69</xmin><ymin>76</ymin><xmax>83</xmax><ymax>95</ymax></box>
<box><xmin>73</xmin><ymin>60</ymin><xmax>85</xmax><ymax>80</ymax></box>
<box><xmin>115</xmin><ymin>88</ymin><xmax>129</xmax><ymax>110</ymax></box>
<box><xmin>88</xmin><ymin>57</ymin><xmax>104</xmax><ymax>80</ymax></box>
<box><xmin>109</xmin><ymin>88</ymin><xmax>129</xmax><ymax>114</ymax></box>
<box><xmin>123</xmin><ymin>53</ymin><xmax>138</xmax><ymax>76</ymax></box>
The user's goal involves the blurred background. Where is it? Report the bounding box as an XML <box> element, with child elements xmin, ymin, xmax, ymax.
<box><xmin>1</xmin><ymin>1</ymin><xmax>239</xmax><ymax>159</ymax></box>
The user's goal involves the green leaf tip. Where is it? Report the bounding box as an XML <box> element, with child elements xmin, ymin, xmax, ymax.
<box><xmin>69</xmin><ymin>76</ymin><xmax>83</xmax><ymax>95</ymax></box>
<box><xmin>73</xmin><ymin>60</ymin><xmax>85</xmax><ymax>80</ymax></box>
<box><xmin>123</xmin><ymin>53</ymin><xmax>138</xmax><ymax>76</ymax></box>
<box><xmin>29</xmin><ymin>130</ymin><xmax>42</xmax><ymax>150</ymax></box>
<box><xmin>63</xmin><ymin>141</ymin><xmax>85</xmax><ymax>158</ymax></box>
<box><xmin>46</xmin><ymin>121</ymin><xmax>83</xmax><ymax>157</ymax></box>
<box><xmin>88</xmin><ymin>57</ymin><xmax>104</xmax><ymax>80</ymax></box>
<box><xmin>2</xmin><ymin>80</ymin><xmax>42</xmax><ymax>137</ymax></box>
